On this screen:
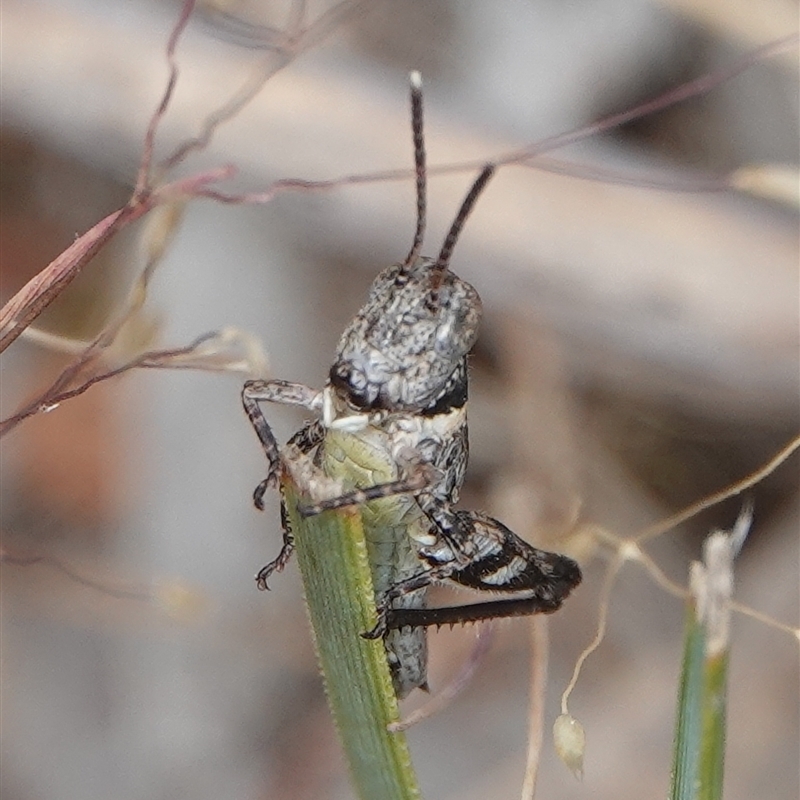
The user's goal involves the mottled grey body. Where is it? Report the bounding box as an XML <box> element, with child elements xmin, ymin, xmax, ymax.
<box><xmin>331</xmin><ymin>260</ymin><xmax>480</xmax><ymax>413</ymax></box>
<box><xmin>241</xmin><ymin>73</ymin><xmax>581</xmax><ymax>701</ymax></box>
<box><xmin>321</xmin><ymin>425</ymin><xmax>431</xmax><ymax>695</ymax></box>
<box><xmin>317</xmin><ymin>257</ymin><xmax>481</xmax><ymax>696</ymax></box>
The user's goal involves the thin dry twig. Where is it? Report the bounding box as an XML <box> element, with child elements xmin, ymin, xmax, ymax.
<box><xmin>559</xmin><ymin>435</ymin><xmax>800</xmax><ymax>722</ymax></box>
<box><xmin>501</xmin><ymin>32</ymin><xmax>799</xmax><ymax>169</ymax></box>
<box><xmin>0</xmin><ymin>329</ymin><xmax>262</xmax><ymax>437</ymax></box>
<box><xmin>195</xmin><ymin>31</ymin><xmax>799</xmax><ymax>210</ymax></box>
<box><xmin>561</xmin><ymin>553</ymin><xmax>625</xmax><ymax>714</ymax></box>
<box><xmin>0</xmin><ymin>167</ymin><xmax>228</xmax><ymax>356</ymax></box>
<box><xmin>0</xmin><ymin>0</ymin><xmax>369</xmax><ymax>355</ymax></box>
<box><xmin>135</xmin><ymin>0</ymin><xmax>197</xmax><ymax>194</ymax></box>
<box><xmin>160</xmin><ymin>0</ymin><xmax>371</xmax><ymax>172</ymax></box>
<box><xmin>520</xmin><ymin>616</ymin><xmax>549</xmax><ymax>800</ymax></box>
<box><xmin>634</xmin><ymin>434</ymin><xmax>800</xmax><ymax>544</ymax></box>
<box><xmin>0</xmin><ymin>206</ymin><xmax>138</xmax><ymax>353</ymax></box>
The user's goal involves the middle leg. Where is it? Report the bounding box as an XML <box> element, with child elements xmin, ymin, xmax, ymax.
<box><xmin>254</xmin><ymin>420</ymin><xmax>325</xmax><ymax>590</ymax></box>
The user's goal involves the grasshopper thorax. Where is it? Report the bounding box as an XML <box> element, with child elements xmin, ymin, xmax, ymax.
<box><xmin>329</xmin><ymin>258</ymin><xmax>481</xmax><ymax>415</ymax></box>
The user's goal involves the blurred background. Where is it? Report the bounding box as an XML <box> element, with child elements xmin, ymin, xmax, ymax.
<box><xmin>1</xmin><ymin>1</ymin><xmax>798</xmax><ymax>799</ymax></box>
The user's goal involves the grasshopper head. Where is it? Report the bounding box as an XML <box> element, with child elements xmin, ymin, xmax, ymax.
<box><xmin>329</xmin><ymin>259</ymin><xmax>481</xmax><ymax>414</ymax></box>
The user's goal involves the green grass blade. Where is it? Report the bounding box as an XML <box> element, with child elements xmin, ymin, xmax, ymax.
<box><xmin>670</xmin><ymin>609</ymin><xmax>730</xmax><ymax>800</ymax></box>
<box><xmin>670</xmin><ymin>517</ymin><xmax>743</xmax><ymax>800</ymax></box>
<box><xmin>671</xmin><ymin>606</ymin><xmax>707</xmax><ymax>800</ymax></box>
<box><xmin>284</xmin><ymin>483</ymin><xmax>421</xmax><ymax>800</ymax></box>
<box><xmin>698</xmin><ymin>650</ymin><xmax>728</xmax><ymax>800</ymax></box>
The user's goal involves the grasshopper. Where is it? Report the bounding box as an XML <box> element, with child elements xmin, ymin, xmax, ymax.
<box><xmin>243</xmin><ymin>72</ymin><xmax>581</xmax><ymax>698</ymax></box>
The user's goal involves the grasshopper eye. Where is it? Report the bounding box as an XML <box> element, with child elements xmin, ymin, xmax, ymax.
<box><xmin>329</xmin><ymin>363</ymin><xmax>375</xmax><ymax>410</ymax></box>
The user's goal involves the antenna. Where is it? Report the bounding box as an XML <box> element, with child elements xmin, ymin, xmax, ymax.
<box><xmin>431</xmin><ymin>164</ymin><xmax>496</xmax><ymax>285</ymax></box>
<box><xmin>402</xmin><ymin>71</ymin><xmax>427</xmax><ymax>269</ymax></box>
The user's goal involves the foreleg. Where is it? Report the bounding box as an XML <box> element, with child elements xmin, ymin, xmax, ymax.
<box><xmin>242</xmin><ymin>380</ymin><xmax>322</xmax><ymax>509</ymax></box>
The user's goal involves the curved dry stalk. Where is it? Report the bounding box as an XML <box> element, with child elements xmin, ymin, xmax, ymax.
<box><xmin>160</xmin><ymin>0</ymin><xmax>372</xmax><ymax>172</ymax></box>
<box><xmin>561</xmin><ymin>553</ymin><xmax>625</xmax><ymax>715</ymax></box>
<box><xmin>0</xmin><ymin>329</ymin><xmax>264</xmax><ymax>437</ymax></box>
<box><xmin>0</xmin><ymin>167</ymin><xmax>230</xmax><ymax>357</ymax></box>
<box><xmin>135</xmin><ymin>0</ymin><xmax>196</xmax><ymax>194</ymax></box>
<box><xmin>729</xmin><ymin>601</ymin><xmax>800</xmax><ymax>640</ymax></box>
<box><xmin>559</xmin><ymin>437</ymin><xmax>800</xmax><ymax>742</ymax></box>
<box><xmin>634</xmin><ymin>435</ymin><xmax>800</xmax><ymax>544</ymax></box>
<box><xmin>499</xmin><ymin>32</ymin><xmax>798</xmax><ymax>170</ymax></box>
<box><xmin>0</xmin><ymin>206</ymin><xmax>137</xmax><ymax>352</ymax></box>
<box><xmin>521</xmin><ymin>616</ymin><xmax>549</xmax><ymax>800</ymax></box>
<box><xmin>387</xmin><ymin>623</ymin><xmax>496</xmax><ymax>733</ymax></box>
<box><xmin>1</xmin><ymin>545</ymin><xmax>154</xmax><ymax>603</ymax></box>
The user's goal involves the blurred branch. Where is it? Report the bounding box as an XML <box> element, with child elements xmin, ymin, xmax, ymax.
<box><xmin>501</xmin><ymin>33</ymin><xmax>798</xmax><ymax>168</ymax></box>
<box><xmin>1</xmin><ymin>543</ymin><xmax>153</xmax><ymax>602</ymax></box>
<box><xmin>5</xmin><ymin>4</ymin><xmax>796</xmax><ymax>419</ymax></box>
<box><xmin>387</xmin><ymin>624</ymin><xmax>495</xmax><ymax>733</ymax></box>
<box><xmin>136</xmin><ymin>0</ymin><xmax>196</xmax><ymax>193</ymax></box>
<box><xmin>661</xmin><ymin>0</ymin><xmax>800</xmax><ymax>59</ymax></box>
<box><xmin>521</xmin><ymin>616</ymin><xmax>550</xmax><ymax>799</ymax></box>
<box><xmin>634</xmin><ymin>435</ymin><xmax>800</xmax><ymax>545</ymax></box>
<box><xmin>161</xmin><ymin>0</ymin><xmax>371</xmax><ymax>171</ymax></box>
<box><xmin>1</xmin><ymin>540</ymin><xmax>208</xmax><ymax>627</ymax></box>
<box><xmin>0</xmin><ymin>328</ymin><xmax>266</xmax><ymax>437</ymax></box>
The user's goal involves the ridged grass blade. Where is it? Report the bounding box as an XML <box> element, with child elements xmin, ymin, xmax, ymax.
<box><xmin>284</xmin><ymin>482</ymin><xmax>421</xmax><ymax>800</ymax></box>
